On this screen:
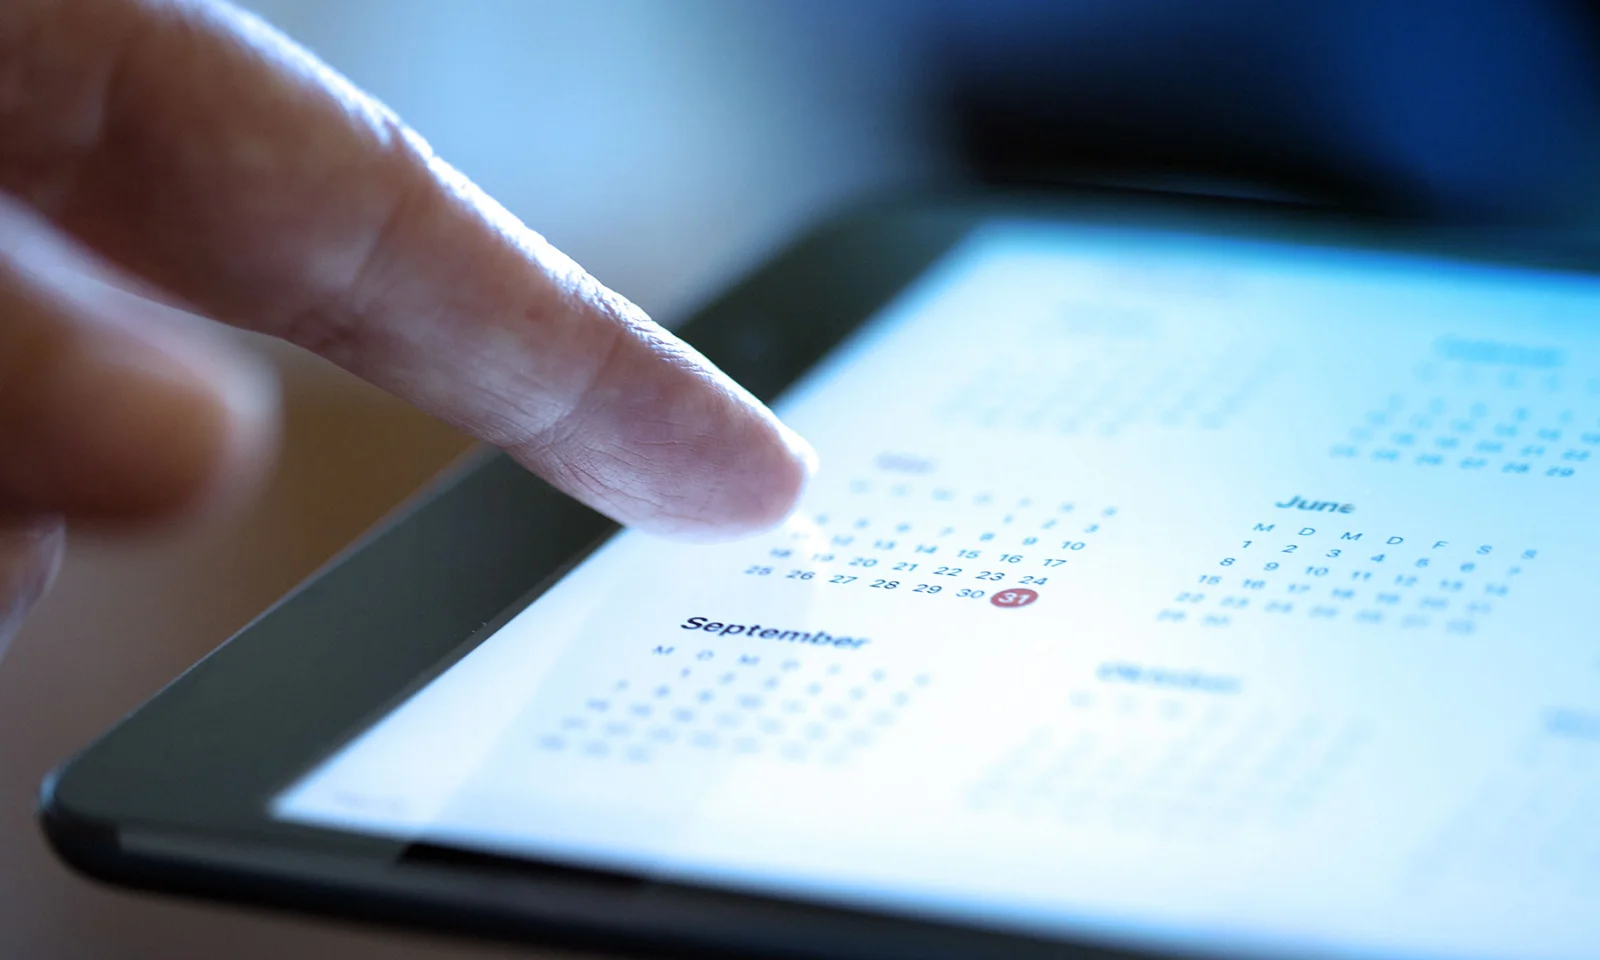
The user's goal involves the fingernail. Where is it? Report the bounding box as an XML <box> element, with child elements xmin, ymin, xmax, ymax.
<box><xmin>70</xmin><ymin>274</ymin><xmax>282</xmax><ymax>520</ymax></box>
<box><xmin>776</xmin><ymin>418</ymin><xmax>821</xmax><ymax>483</ymax></box>
<box><xmin>32</xmin><ymin>317</ymin><xmax>277</xmax><ymax>521</ymax></box>
<box><xmin>0</xmin><ymin>517</ymin><xmax>65</xmax><ymax>659</ymax></box>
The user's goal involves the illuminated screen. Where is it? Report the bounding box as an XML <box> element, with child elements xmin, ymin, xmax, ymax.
<box><xmin>277</xmin><ymin>222</ymin><xmax>1600</xmax><ymax>960</ymax></box>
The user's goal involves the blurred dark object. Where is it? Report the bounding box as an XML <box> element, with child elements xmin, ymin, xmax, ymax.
<box><xmin>935</xmin><ymin>0</ymin><xmax>1600</xmax><ymax>223</ymax></box>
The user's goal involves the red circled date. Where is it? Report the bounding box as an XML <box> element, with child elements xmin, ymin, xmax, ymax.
<box><xmin>990</xmin><ymin>588</ymin><xmax>1039</xmax><ymax>609</ymax></box>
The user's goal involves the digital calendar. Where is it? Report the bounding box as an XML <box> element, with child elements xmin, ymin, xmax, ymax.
<box><xmin>528</xmin><ymin>640</ymin><xmax>932</xmax><ymax>768</ymax></box>
<box><xmin>279</xmin><ymin>222</ymin><xmax>1600</xmax><ymax>960</ymax></box>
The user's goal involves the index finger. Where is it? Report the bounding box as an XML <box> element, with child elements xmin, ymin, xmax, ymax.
<box><xmin>0</xmin><ymin>0</ymin><xmax>814</xmax><ymax>537</ymax></box>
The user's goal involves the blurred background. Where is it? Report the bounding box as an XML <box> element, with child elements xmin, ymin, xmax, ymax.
<box><xmin>3</xmin><ymin>0</ymin><xmax>1599</xmax><ymax>956</ymax></box>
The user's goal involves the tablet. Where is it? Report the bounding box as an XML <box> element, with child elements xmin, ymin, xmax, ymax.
<box><xmin>43</xmin><ymin>191</ymin><xmax>1600</xmax><ymax>960</ymax></box>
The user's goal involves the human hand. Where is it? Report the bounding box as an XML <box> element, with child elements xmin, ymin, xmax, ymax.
<box><xmin>0</xmin><ymin>0</ymin><xmax>816</xmax><ymax>654</ymax></box>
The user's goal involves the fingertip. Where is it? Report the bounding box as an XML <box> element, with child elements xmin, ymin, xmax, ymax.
<box><xmin>83</xmin><ymin>330</ymin><xmax>280</xmax><ymax>524</ymax></box>
<box><xmin>631</xmin><ymin>413</ymin><xmax>818</xmax><ymax>544</ymax></box>
<box><xmin>774</xmin><ymin>417</ymin><xmax>821</xmax><ymax>485</ymax></box>
<box><xmin>506</xmin><ymin>291</ymin><xmax>819</xmax><ymax>543</ymax></box>
<box><xmin>13</xmin><ymin>314</ymin><xmax>281</xmax><ymax>526</ymax></box>
<box><xmin>180</xmin><ymin>334</ymin><xmax>282</xmax><ymax>523</ymax></box>
<box><xmin>726</xmin><ymin>415</ymin><xmax>818</xmax><ymax>533</ymax></box>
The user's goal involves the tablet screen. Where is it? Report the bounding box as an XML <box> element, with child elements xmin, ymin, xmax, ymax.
<box><xmin>277</xmin><ymin>221</ymin><xmax>1600</xmax><ymax>960</ymax></box>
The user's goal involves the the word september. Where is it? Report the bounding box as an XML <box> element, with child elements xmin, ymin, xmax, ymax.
<box><xmin>680</xmin><ymin>616</ymin><xmax>870</xmax><ymax>649</ymax></box>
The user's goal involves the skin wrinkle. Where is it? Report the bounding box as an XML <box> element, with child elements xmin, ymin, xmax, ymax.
<box><xmin>275</xmin><ymin>124</ymin><xmax>429</xmax><ymax>367</ymax></box>
<box><xmin>584</xmin><ymin>442</ymin><xmax>723</xmax><ymax>529</ymax></box>
<box><xmin>512</xmin><ymin>338</ymin><xmax>741</xmax><ymax>528</ymax></box>
<box><xmin>507</xmin><ymin>317</ymin><xmax>632</xmax><ymax>475</ymax></box>
<box><xmin>367</xmin><ymin>241</ymin><xmax>616</xmax><ymax>451</ymax></box>
<box><xmin>456</xmin><ymin>278</ymin><xmax>633</xmax><ymax>450</ymax></box>
<box><xmin>603</xmin><ymin>407</ymin><xmax>744</xmax><ymax>524</ymax></box>
<box><xmin>528</xmin><ymin>283</ymin><xmax>645</xmax><ymax>435</ymax></box>
<box><xmin>661</xmin><ymin>452</ymin><xmax>726</xmax><ymax>522</ymax></box>
<box><xmin>545</xmin><ymin>448</ymin><xmax>664</xmax><ymax>526</ymax></box>
<box><xmin>331</xmin><ymin>153</ymin><xmax>629</xmax><ymax>451</ymax></box>
<box><xmin>630</xmin><ymin>436</ymin><xmax>711</xmax><ymax>452</ymax></box>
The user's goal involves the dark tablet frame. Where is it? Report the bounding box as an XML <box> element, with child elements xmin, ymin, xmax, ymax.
<box><xmin>39</xmin><ymin>187</ymin><xmax>1600</xmax><ymax>960</ymax></box>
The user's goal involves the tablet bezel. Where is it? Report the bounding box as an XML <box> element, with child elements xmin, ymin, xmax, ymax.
<box><xmin>40</xmin><ymin>187</ymin><xmax>1600</xmax><ymax>960</ymax></box>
